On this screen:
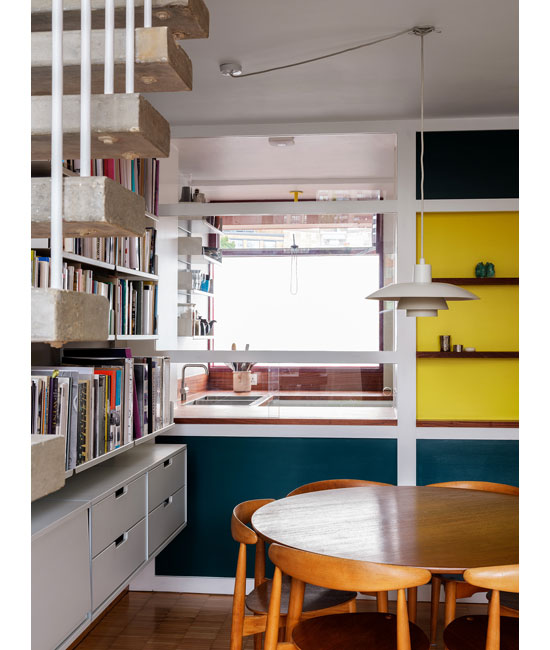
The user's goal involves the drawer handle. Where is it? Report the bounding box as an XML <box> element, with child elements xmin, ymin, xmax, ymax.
<box><xmin>164</xmin><ymin>458</ymin><xmax>173</xmax><ymax>468</ymax></box>
<box><xmin>115</xmin><ymin>486</ymin><xmax>128</xmax><ymax>499</ymax></box>
<box><xmin>115</xmin><ymin>532</ymin><xmax>128</xmax><ymax>548</ymax></box>
<box><xmin>163</xmin><ymin>496</ymin><xmax>173</xmax><ymax>508</ymax></box>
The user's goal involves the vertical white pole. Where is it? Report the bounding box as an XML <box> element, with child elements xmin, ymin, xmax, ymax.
<box><xmin>80</xmin><ymin>0</ymin><xmax>91</xmax><ymax>177</ymax></box>
<box><xmin>126</xmin><ymin>0</ymin><xmax>135</xmax><ymax>93</ymax></box>
<box><xmin>104</xmin><ymin>0</ymin><xmax>115</xmax><ymax>94</ymax></box>
<box><xmin>144</xmin><ymin>0</ymin><xmax>152</xmax><ymax>28</ymax></box>
<box><xmin>50</xmin><ymin>0</ymin><xmax>63</xmax><ymax>290</ymax></box>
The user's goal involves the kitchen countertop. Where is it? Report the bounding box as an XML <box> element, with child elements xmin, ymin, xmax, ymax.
<box><xmin>174</xmin><ymin>391</ymin><xmax>397</xmax><ymax>426</ymax></box>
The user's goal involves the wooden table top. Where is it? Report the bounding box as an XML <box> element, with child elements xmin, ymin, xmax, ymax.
<box><xmin>251</xmin><ymin>486</ymin><xmax>518</xmax><ymax>573</ymax></box>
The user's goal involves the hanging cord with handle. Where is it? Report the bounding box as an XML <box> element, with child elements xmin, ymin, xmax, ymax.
<box><xmin>419</xmin><ymin>32</ymin><xmax>425</xmax><ymax>264</ymax></box>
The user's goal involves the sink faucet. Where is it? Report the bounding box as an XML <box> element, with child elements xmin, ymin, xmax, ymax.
<box><xmin>181</xmin><ymin>364</ymin><xmax>209</xmax><ymax>402</ymax></box>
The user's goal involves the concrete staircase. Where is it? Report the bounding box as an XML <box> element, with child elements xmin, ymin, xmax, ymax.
<box><xmin>31</xmin><ymin>0</ymin><xmax>209</xmax><ymax>352</ymax></box>
<box><xmin>31</xmin><ymin>0</ymin><xmax>210</xmax><ymax>39</ymax></box>
<box><xmin>32</xmin><ymin>26</ymin><xmax>193</xmax><ymax>95</ymax></box>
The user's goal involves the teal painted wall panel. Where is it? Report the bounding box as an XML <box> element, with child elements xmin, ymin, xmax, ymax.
<box><xmin>155</xmin><ymin>436</ymin><xmax>397</xmax><ymax>577</ymax></box>
<box><xmin>416</xmin><ymin>439</ymin><xmax>519</xmax><ymax>486</ymax></box>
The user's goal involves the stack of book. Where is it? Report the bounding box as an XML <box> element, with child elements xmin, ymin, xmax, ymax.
<box><xmin>62</xmin><ymin>227</ymin><xmax>157</xmax><ymax>274</ymax></box>
<box><xmin>65</xmin><ymin>158</ymin><xmax>160</xmax><ymax>215</ymax></box>
<box><xmin>114</xmin><ymin>279</ymin><xmax>158</xmax><ymax>336</ymax></box>
<box><xmin>31</xmin><ymin>350</ymin><xmax>171</xmax><ymax>471</ymax></box>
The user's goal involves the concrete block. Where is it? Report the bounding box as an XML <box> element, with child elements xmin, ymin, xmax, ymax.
<box><xmin>32</xmin><ymin>93</ymin><xmax>170</xmax><ymax>160</ymax></box>
<box><xmin>32</xmin><ymin>288</ymin><xmax>110</xmax><ymax>347</ymax></box>
<box><xmin>31</xmin><ymin>435</ymin><xmax>66</xmax><ymax>501</ymax></box>
<box><xmin>178</xmin><ymin>237</ymin><xmax>203</xmax><ymax>256</ymax></box>
<box><xmin>31</xmin><ymin>0</ymin><xmax>209</xmax><ymax>39</ymax></box>
<box><xmin>32</xmin><ymin>26</ymin><xmax>192</xmax><ymax>95</ymax></box>
<box><xmin>32</xmin><ymin>176</ymin><xmax>146</xmax><ymax>237</ymax></box>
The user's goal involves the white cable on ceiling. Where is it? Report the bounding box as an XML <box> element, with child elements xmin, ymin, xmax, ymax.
<box><xmin>228</xmin><ymin>26</ymin><xmax>424</xmax><ymax>78</ymax></box>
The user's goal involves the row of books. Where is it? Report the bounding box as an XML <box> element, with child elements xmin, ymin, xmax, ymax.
<box><xmin>64</xmin><ymin>158</ymin><xmax>160</xmax><ymax>216</ymax></box>
<box><xmin>63</xmin><ymin>227</ymin><xmax>157</xmax><ymax>275</ymax></box>
<box><xmin>31</xmin><ymin>254</ymin><xmax>158</xmax><ymax>336</ymax></box>
<box><xmin>31</xmin><ymin>350</ymin><xmax>171</xmax><ymax>470</ymax></box>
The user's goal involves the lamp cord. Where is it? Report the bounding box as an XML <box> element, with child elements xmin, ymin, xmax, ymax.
<box><xmin>420</xmin><ymin>34</ymin><xmax>425</xmax><ymax>263</ymax></box>
<box><xmin>230</xmin><ymin>27</ymin><xmax>415</xmax><ymax>78</ymax></box>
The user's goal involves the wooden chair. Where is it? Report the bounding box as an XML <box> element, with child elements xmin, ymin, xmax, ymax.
<box><xmin>264</xmin><ymin>542</ymin><xmax>432</xmax><ymax>650</ymax></box>
<box><xmin>426</xmin><ymin>481</ymin><xmax>519</xmax><ymax>645</ymax></box>
<box><xmin>443</xmin><ymin>564</ymin><xmax>519</xmax><ymax>650</ymax></box>
<box><xmin>287</xmin><ymin>478</ymin><xmax>392</xmax><ymax>615</ymax></box>
<box><xmin>230</xmin><ymin>499</ymin><xmax>357</xmax><ymax>650</ymax></box>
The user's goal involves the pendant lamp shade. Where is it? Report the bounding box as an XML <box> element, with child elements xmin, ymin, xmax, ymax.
<box><xmin>366</xmin><ymin>27</ymin><xmax>479</xmax><ymax>317</ymax></box>
<box><xmin>367</xmin><ymin>262</ymin><xmax>479</xmax><ymax>317</ymax></box>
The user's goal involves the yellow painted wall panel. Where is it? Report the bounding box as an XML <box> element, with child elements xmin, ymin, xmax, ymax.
<box><xmin>415</xmin><ymin>211</ymin><xmax>518</xmax><ymax>421</ymax></box>
<box><xmin>416</xmin><ymin>212</ymin><xmax>518</xmax><ymax>277</ymax></box>
<box><xmin>417</xmin><ymin>286</ymin><xmax>518</xmax><ymax>351</ymax></box>
<box><xmin>417</xmin><ymin>359</ymin><xmax>519</xmax><ymax>420</ymax></box>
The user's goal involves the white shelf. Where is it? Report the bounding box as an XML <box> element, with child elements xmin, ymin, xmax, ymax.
<box><xmin>178</xmin><ymin>289</ymin><xmax>214</xmax><ymax>298</ymax></box>
<box><xmin>63</xmin><ymin>252</ymin><xmax>116</xmax><ymax>271</ymax></box>
<box><xmin>178</xmin><ymin>253</ymin><xmax>221</xmax><ymax>266</ymax></box>
<box><xmin>187</xmin><ymin>218</ymin><xmax>223</xmax><ymax>235</ymax></box>
<box><xmin>134</xmin><ymin>423</ymin><xmax>176</xmax><ymax>446</ymax></box>
<box><xmin>115</xmin><ymin>266</ymin><xmax>158</xmax><ymax>281</ymax></box>
<box><xmin>108</xmin><ymin>334</ymin><xmax>158</xmax><ymax>341</ymax></box>
<box><xmin>145</xmin><ymin>211</ymin><xmax>159</xmax><ymax>223</ymax></box>
<box><xmin>67</xmin><ymin>424</ymin><xmax>176</xmax><ymax>475</ymax></box>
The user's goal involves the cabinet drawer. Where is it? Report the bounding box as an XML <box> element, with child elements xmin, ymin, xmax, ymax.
<box><xmin>92</xmin><ymin>517</ymin><xmax>146</xmax><ymax>611</ymax></box>
<box><xmin>148</xmin><ymin>448</ymin><xmax>186</xmax><ymax>512</ymax></box>
<box><xmin>148</xmin><ymin>485</ymin><xmax>187</xmax><ymax>557</ymax></box>
<box><xmin>32</xmin><ymin>509</ymin><xmax>90</xmax><ymax>650</ymax></box>
<box><xmin>91</xmin><ymin>474</ymin><xmax>146</xmax><ymax>557</ymax></box>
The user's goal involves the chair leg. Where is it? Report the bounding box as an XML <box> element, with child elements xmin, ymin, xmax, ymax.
<box><xmin>443</xmin><ymin>581</ymin><xmax>457</xmax><ymax>650</ymax></box>
<box><xmin>430</xmin><ymin>576</ymin><xmax>442</xmax><ymax>646</ymax></box>
<box><xmin>407</xmin><ymin>586</ymin><xmax>417</xmax><ymax>624</ymax></box>
<box><xmin>348</xmin><ymin>598</ymin><xmax>357</xmax><ymax>613</ymax></box>
<box><xmin>253</xmin><ymin>633</ymin><xmax>263</xmax><ymax>650</ymax></box>
<box><xmin>376</xmin><ymin>591</ymin><xmax>388</xmax><ymax>613</ymax></box>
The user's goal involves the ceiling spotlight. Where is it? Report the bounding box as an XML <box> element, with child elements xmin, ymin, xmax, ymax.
<box><xmin>268</xmin><ymin>137</ymin><xmax>295</xmax><ymax>147</ymax></box>
<box><xmin>220</xmin><ymin>62</ymin><xmax>243</xmax><ymax>77</ymax></box>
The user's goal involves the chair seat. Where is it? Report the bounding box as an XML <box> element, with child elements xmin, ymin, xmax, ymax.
<box><xmin>292</xmin><ymin>612</ymin><xmax>430</xmax><ymax>650</ymax></box>
<box><xmin>245</xmin><ymin>574</ymin><xmax>356</xmax><ymax>615</ymax></box>
<box><xmin>444</xmin><ymin>614</ymin><xmax>519</xmax><ymax>650</ymax></box>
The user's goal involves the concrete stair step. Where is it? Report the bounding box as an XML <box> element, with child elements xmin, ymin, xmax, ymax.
<box><xmin>31</xmin><ymin>435</ymin><xmax>66</xmax><ymax>501</ymax></box>
<box><xmin>31</xmin><ymin>0</ymin><xmax>209</xmax><ymax>39</ymax></box>
<box><xmin>32</xmin><ymin>176</ymin><xmax>146</xmax><ymax>237</ymax></box>
<box><xmin>32</xmin><ymin>288</ymin><xmax>110</xmax><ymax>347</ymax></box>
<box><xmin>32</xmin><ymin>26</ymin><xmax>192</xmax><ymax>95</ymax></box>
<box><xmin>32</xmin><ymin>92</ymin><xmax>170</xmax><ymax>160</ymax></box>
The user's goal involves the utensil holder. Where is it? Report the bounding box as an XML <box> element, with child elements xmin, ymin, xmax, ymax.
<box><xmin>233</xmin><ymin>371</ymin><xmax>251</xmax><ymax>392</ymax></box>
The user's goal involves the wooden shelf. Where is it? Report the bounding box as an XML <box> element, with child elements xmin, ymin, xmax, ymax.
<box><xmin>416</xmin><ymin>351</ymin><xmax>519</xmax><ymax>359</ymax></box>
<box><xmin>433</xmin><ymin>277</ymin><xmax>519</xmax><ymax>285</ymax></box>
<box><xmin>417</xmin><ymin>420</ymin><xmax>519</xmax><ymax>428</ymax></box>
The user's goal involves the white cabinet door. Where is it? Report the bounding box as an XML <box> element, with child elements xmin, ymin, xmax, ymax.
<box><xmin>32</xmin><ymin>509</ymin><xmax>90</xmax><ymax>650</ymax></box>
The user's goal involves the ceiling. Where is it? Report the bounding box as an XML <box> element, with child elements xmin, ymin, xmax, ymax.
<box><xmin>174</xmin><ymin>134</ymin><xmax>397</xmax><ymax>200</ymax></box>
<box><xmin>147</xmin><ymin>0</ymin><xmax>518</xmax><ymax>127</ymax></box>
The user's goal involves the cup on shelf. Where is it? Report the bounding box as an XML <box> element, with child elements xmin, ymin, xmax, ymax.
<box><xmin>233</xmin><ymin>371</ymin><xmax>252</xmax><ymax>392</ymax></box>
<box><xmin>439</xmin><ymin>335</ymin><xmax>451</xmax><ymax>352</ymax></box>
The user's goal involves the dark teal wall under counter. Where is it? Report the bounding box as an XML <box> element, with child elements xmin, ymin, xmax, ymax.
<box><xmin>155</xmin><ymin>436</ymin><xmax>397</xmax><ymax>577</ymax></box>
<box><xmin>416</xmin><ymin>439</ymin><xmax>519</xmax><ymax>486</ymax></box>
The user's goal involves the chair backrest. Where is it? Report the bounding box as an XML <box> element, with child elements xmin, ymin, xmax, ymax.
<box><xmin>463</xmin><ymin>565</ymin><xmax>519</xmax><ymax>650</ymax></box>
<box><xmin>231</xmin><ymin>498</ymin><xmax>274</xmax><ymax>544</ymax></box>
<box><xmin>287</xmin><ymin>478</ymin><xmax>391</xmax><ymax>497</ymax></box>
<box><xmin>464</xmin><ymin>564</ymin><xmax>519</xmax><ymax>593</ymax></box>
<box><xmin>264</xmin><ymin>543</ymin><xmax>431</xmax><ymax>650</ymax></box>
<box><xmin>426</xmin><ymin>481</ymin><xmax>519</xmax><ymax>496</ymax></box>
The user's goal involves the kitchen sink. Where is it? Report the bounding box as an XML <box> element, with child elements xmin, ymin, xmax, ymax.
<box><xmin>188</xmin><ymin>395</ymin><xmax>266</xmax><ymax>406</ymax></box>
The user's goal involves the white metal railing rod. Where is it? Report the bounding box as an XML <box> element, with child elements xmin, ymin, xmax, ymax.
<box><xmin>126</xmin><ymin>0</ymin><xmax>135</xmax><ymax>92</ymax></box>
<box><xmin>80</xmin><ymin>0</ymin><xmax>91</xmax><ymax>177</ymax></box>
<box><xmin>104</xmin><ymin>0</ymin><xmax>115</xmax><ymax>93</ymax></box>
<box><xmin>144</xmin><ymin>0</ymin><xmax>152</xmax><ymax>27</ymax></box>
<box><xmin>50</xmin><ymin>0</ymin><xmax>64</xmax><ymax>290</ymax></box>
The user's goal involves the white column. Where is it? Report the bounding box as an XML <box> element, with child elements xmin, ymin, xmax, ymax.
<box><xmin>50</xmin><ymin>0</ymin><xmax>63</xmax><ymax>289</ymax></box>
<box><xmin>104</xmin><ymin>0</ymin><xmax>115</xmax><ymax>94</ymax></box>
<box><xmin>126</xmin><ymin>0</ymin><xmax>135</xmax><ymax>93</ymax></box>
<box><xmin>144</xmin><ymin>0</ymin><xmax>152</xmax><ymax>27</ymax></box>
<box><xmin>80</xmin><ymin>0</ymin><xmax>91</xmax><ymax>176</ymax></box>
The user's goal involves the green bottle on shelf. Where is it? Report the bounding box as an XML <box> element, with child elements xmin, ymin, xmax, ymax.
<box><xmin>485</xmin><ymin>262</ymin><xmax>495</xmax><ymax>277</ymax></box>
<box><xmin>475</xmin><ymin>262</ymin><xmax>486</xmax><ymax>277</ymax></box>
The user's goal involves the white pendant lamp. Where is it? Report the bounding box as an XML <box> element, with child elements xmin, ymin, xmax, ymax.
<box><xmin>366</xmin><ymin>27</ymin><xmax>479</xmax><ymax>317</ymax></box>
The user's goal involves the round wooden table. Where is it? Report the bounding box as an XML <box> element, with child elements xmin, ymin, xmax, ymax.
<box><xmin>251</xmin><ymin>486</ymin><xmax>518</xmax><ymax>573</ymax></box>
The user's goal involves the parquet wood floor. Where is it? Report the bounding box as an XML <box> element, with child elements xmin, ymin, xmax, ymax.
<box><xmin>74</xmin><ymin>591</ymin><xmax>485</xmax><ymax>650</ymax></box>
